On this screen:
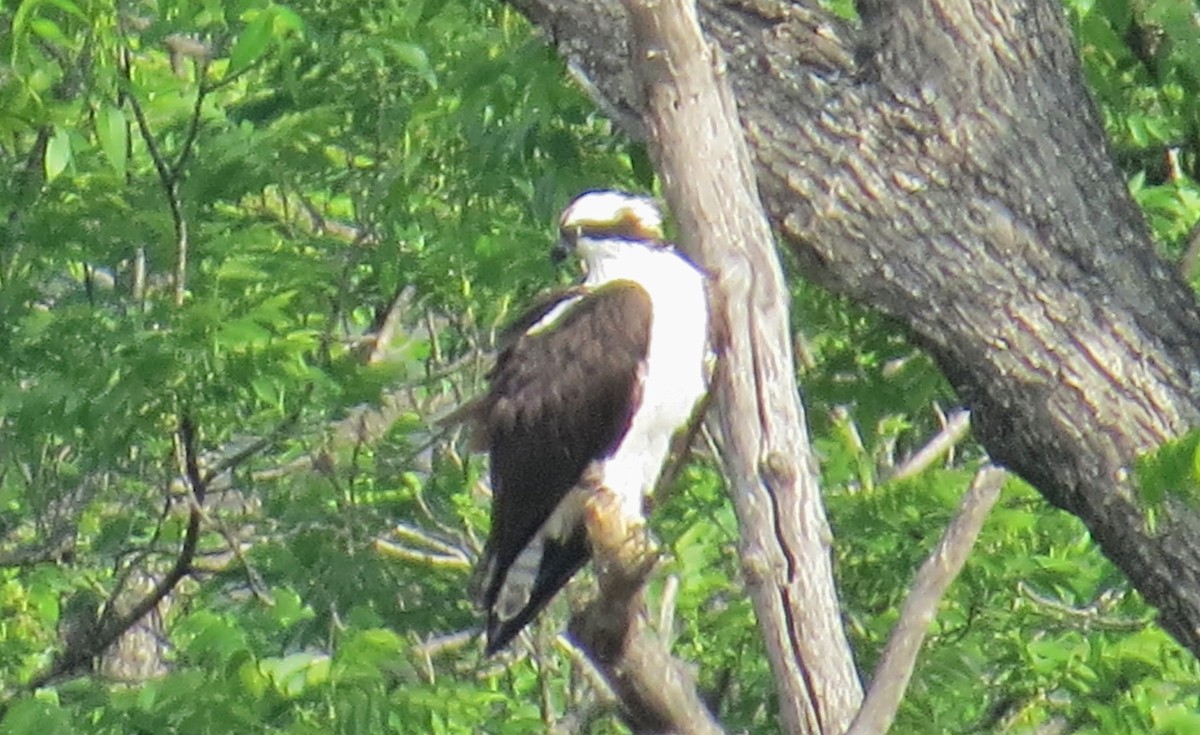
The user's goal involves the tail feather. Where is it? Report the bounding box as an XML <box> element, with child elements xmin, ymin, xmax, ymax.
<box><xmin>483</xmin><ymin>526</ymin><xmax>589</xmax><ymax>655</ymax></box>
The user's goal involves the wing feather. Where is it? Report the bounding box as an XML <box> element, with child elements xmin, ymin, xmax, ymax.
<box><xmin>478</xmin><ymin>280</ymin><xmax>653</xmax><ymax>651</ymax></box>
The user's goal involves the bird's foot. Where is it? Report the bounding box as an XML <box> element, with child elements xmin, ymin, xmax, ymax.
<box><xmin>584</xmin><ymin>488</ymin><xmax>658</xmax><ymax>589</ymax></box>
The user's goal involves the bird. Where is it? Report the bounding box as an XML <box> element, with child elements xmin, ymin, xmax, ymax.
<box><xmin>463</xmin><ymin>189</ymin><xmax>712</xmax><ymax>654</ymax></box>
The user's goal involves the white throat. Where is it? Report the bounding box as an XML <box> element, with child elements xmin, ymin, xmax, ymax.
<box><xmin>578</xmin><ymin>237</ymin><xmax>687</xmax><ymax>287</ymax></box>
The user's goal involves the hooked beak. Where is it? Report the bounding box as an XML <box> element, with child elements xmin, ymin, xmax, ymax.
<box><xmin>551</xmin><ymin>229</ymin><xmax>577</xmax><ymax>264</ymax></box>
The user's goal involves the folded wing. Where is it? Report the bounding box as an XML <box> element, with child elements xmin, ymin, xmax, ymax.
<box><xmin>477</xmin><ymin>280</ymin><xmax>653</xmax><ymax>653</ymax></box>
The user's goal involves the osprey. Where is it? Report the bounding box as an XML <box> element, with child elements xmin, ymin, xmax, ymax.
<box><xmin>470</xmin><ymin>190</ymin><xmax>711</xmax><ymax>654</ymax></box>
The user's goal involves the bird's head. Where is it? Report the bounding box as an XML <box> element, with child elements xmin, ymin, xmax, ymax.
<box><xmin>553</xmin><ymin>190</ymin><xmax>665</xmax><ymax>265</ymax></box>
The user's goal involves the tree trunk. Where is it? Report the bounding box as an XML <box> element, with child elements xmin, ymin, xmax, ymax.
<box><xmin>507</xmin><ymin>0</ymin><xmax>1200</xmax><ymax>658</ymax></box>
<box><xmin>618</xmin><ymin>0</ymin><xmax>863</xmax><ymax>731</ymax></box>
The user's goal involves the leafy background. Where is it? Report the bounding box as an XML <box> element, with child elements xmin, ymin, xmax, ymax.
<box><xmin>1</xmin><ymin>0</ymin><xmax>1199</xmax><ymax>732</ymax></box>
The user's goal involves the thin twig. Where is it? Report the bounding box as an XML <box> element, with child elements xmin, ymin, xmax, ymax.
<box><xmin>1017</xmin><ymin>582</ymin><xmax>1150</xmax><ymax>631</ymax></box>
<box><xmin>413</xmin><ymin>629</ymin><xmax>476</xmax><ymax>660</ymax></box>
<box><xmin>890</xmin><ymin>409</ymin><xmax>971</xmax><ymax>482</ymax></box>
<box><xmin>654</xmin><ymin>379</ymin><xmax>715</xmax><ymax>504</ymax></box>
<box><xmin>206</xmin><ymin>510</ymin><xmax>272</xmax><ymax>604</ymax></box>
<box><xmin>21</xmin><ymin>415</ymin><xmax>210</xmax><ymax>693</ymax></box>
<box><xmin>171</xmin><ymin>80</ymin><xmax>209</xmax><ymax>185</ymax></box>
<box><xmin>202</xmin><ymin>402</ymin><xmax>306</xmax><ymax>482</ymax></box>
<box><xmin>553</xmin><ymin>634</ymin><xmax>624</xmax><ymax>734</ymax></box>
<box><xmin>844</xmin><ymin>464</ymin><xmax>1006</xmax><ymax>735</ymax></box>
<box><xmin>555</xmin><ymin>634</ymin><xmax>618</xmax><ymax>703</ymax></box>
<box><xmin>103</xmin><ymin>479</ymin><xmax>176</xmax><ymax>629</ymax></box>
<box><xmin>363</xmin><ymin>285</ymin><xmax>412</xmax><ymax>364</ymax></box>
<box><xmin>120</xmin><ymin>47</ymin><xmax>189</xmax><ymax>306</ymax></box>
<box><xmin>371</xmin><ymin>539</ymin><xmax>471</xmax><ymax>570</ymax></box>
<box><xmin>389</xmin><ymin>522</ymin><xmax>472</xmax><ymax>560</ymax></box>
<box><xmin>658</xmin><ymin>574</ymin><xmax>679</xmax><ymax>645</ymax></box>
<box><xmin>536</xmin><ymin>630</ymin><xmax>557</xmax><ymax>731</ymax></box>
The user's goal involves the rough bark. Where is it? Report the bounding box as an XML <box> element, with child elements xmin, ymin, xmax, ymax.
<box><xmin>618</xmin><ymin>0</ymin><xmax>861</xmax><ymax>732</ymax></box>
<box><xmin>507</xmin><ymin>0</ymin><xmax>1200</xmax><ymax>658</ymax></box>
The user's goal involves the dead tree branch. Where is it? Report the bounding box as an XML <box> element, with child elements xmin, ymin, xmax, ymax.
<box><xmin>890</xmin><ymin>409</ymin><xmax>971</xmax><ymax>482</ymax></box>
<box><xmin>569</xmin><ymin>490</ymin><xmax>724</xmax><ymax>735</ymax></box>
<box><xmin>845</xmin><ymin>464</ymin><xmax>1006</xmax><ymax>735</ymax></box>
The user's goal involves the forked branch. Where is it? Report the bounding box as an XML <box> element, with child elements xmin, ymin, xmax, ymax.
<box><xmin>21</xmin><ymin>416</ymin><xmax>209</xmax><ymax>693</ymax></box>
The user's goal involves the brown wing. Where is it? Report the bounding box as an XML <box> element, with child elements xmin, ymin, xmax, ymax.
<box><xmin>494</xmin><ymin>285</ymin><xmax>587</xmax><ymax>350</ymax></box>
<box><xmin>478</xmin><ymin>280</ymin><xmax>653</xmax><ymax>651</ymax></box>
<box><xmin>434</xmin><ymin>288</ymin><xmax>584</xmax><ymax>448</ymax></box>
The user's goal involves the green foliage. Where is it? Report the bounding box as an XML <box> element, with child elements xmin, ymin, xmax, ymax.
<box><xmin>1065</xmin><ymin>0</ymin><xmax>1200</xmax><ymax>272</ymax></box>
<box><xmin>0</xmin><ymin>0</ymin><xmax>647</xmax><ymax>731</ymax></box>
<box><xmin>1136</xmin><ymin>428</ymin><xmax>1200</xmax><ymax>512</ymax></box>
<box><xmin>1</xmin><ymin>0</ymin><xmax>1198</xmax><ymax>733</ymax></box>
<box><xmin>829</xmin><ymin>469</ymin><xmax>1200</xmax><ymax>733</ymax></box>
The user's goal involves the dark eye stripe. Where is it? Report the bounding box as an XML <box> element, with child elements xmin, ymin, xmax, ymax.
<box><xmin>564</xmin><ymin>209</ymin><xmax>661</xmax><ymax>242</ymax></box>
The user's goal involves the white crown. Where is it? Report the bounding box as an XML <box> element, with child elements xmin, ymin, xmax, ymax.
<box><xmin>560</xmin><ymin>191</ymin><xmax>663</xmax><ymax>237</ymax></box>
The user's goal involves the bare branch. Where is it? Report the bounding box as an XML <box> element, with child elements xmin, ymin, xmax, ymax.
<box><xmin>845</xmin><ymin>464</ymin><xmax>1006</xmax><ymax>735</ymax></box>
<box><xmin>172</xmin><ymin>73</ymin><xmax>209</xmax><ymax>185</ymax></box>
<box><xmin>890</xmin><ymin>409</ymin><xmax>971</xmax><ymax>482</ymax></box>
<box><xmin>372</xmin><ymin>539</ymin><xmax>471</xmax><ymax>570</ymax></box>
<box><xmin>360</xmin><ymin>285</ymin><xmax>413</xmax><ymax>365</ymax></box>
<box><xmin>413</xmin><ymin>629</ymin><xmax>477</xmax><ymax>660</ymax></box>
<box><xmin>387</xmin><ymin>522</ymin><xmax>472</xmax><ymax>560</ymax></box>
<box><xmin>1017</xmin><ymin>582</ymin><xmax>1150</xmax><ymax>632</ymax></box>
<box><xmin>21</xmin><ymin>415</ymin><xmax>210</xmax><ymax>692</ymax></box>
<box><xmin>657</xmin><ymin>574</ymin><xmax>680</xmax><ymax>644</ymax></box>
<box><xmin>653</xmin><ymin>382</ymin><xmax>715</xmax><ymax>502</ymax></box>
<box><xmin>203</xmin><ymin>507</ymin><xmax>272</xmax><ymax>604</ymax></box>
<box><xmin>616</xmin><ymin>0</ymin><xmax>861</xmax><ymax>731</ymax></box>
<box><xmin>569</xmin><ymin>490</ymin><xmax>724</xmax><ymax>735</ymax></box>
<box><xmin>120</xmin><ymin>47</ymin><xmax>189</xmax><ymax>307</ymax></box>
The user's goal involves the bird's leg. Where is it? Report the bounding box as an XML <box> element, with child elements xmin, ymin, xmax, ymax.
<box><xmin>572</xmin><ymin>485</ymin><xmax>659</xmax><ymax>663</ymax></box>
<box><xmin>583</xmin><ymin>486</ymin><xmax>658</xmax><ymax>593</ymax></box>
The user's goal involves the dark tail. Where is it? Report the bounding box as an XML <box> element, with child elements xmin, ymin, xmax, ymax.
<box><xmin>483</xmin><ymin>527</ymin><xmax>590</xmax><ymax>655</ymax></box>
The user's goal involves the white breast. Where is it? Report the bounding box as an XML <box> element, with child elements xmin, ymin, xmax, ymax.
<box><xmin>583</xmin><ymin>242</ymin><xmax>711</xmax><ymax>517</ymax></box>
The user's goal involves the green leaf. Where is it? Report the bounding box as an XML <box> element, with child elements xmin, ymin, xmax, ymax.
<box><xmin>0</xmin><ymin>698</ymin><xmax>71</xmax><ymax>735</ymax></box>
<box><xmin>217</xmin><ymin>318</ymin><xmax>272</xmax><ymax>349</ymax></box>
<box><xmin>271</xmin><ymin>5</ymin><xmax>305</xmax><ymax>35</ymax></box>
<box><xmin>28</xmin><ymin>18</ymin><xmax>68</xmax><ymax>45</ymax></box>
<box><xmin>176</xmin><ymin>610</ymin><xmax>250</xmax><ymax>669</ymax></box>
<box><xmin>44</xmin><ymin>0</ymin><xmax>86</xmax><ymax>20</ymax></box>
<box><xmin>1136</xmin><ymin>430</ymin><xmax>1200</xmax><ymax>509</ymax></box>
<box><xmin>229</xmin><ymin>10</ymin><xmax>274</xmax><ymax>75</ymax></box>
<box><xmin>96</xmin><ymin>105</ymin><xmax>128</xmax><ymax>178</ymax></box>
<box><xmin>389</xmin><ymin>41</ymin><xmax>438</xmax><ymax>89</ymax></box>
<box><xmin>238</xmin><ymin>658</ymin><xmax>269</xmax><ymax>699</ymax></box>
<box><xmin>44</xmin><ymin>126</ymin><xmax>72</xmax><ymax>181</ymax></box>
<box><xmin>260</xmin><ymin>651</ymin><xmax>331</xmax><ymax>697</ymax></box>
